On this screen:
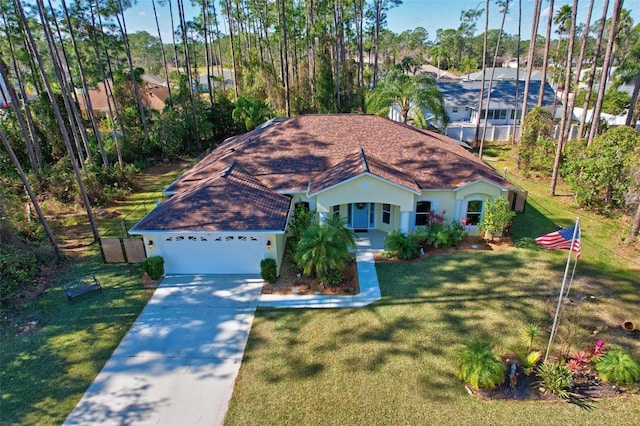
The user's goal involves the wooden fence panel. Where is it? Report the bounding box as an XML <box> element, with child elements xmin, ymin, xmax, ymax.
<box><xmin>123</xmin><ymin>238</ymin><xmax>146</xmax><ymax>263</ymax></box>
<box><xmin>101</xmin><ymin>238</ymin><xmax>126</xmax><ymax>263</ymax></box>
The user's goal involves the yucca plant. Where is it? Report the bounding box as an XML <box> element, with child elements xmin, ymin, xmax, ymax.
<box><xmin>592</xmin><ymin>347</ymin><xmax>640</xmax><ymax>386</ymax></box>
<box><xmin>455</xmin><ymin>339</ymin><xmax>507</xmax><ymax>391</ymax></box>
<box><xmin>535</xmin><ymin>361</ymin><xmax>573</xmax><ymax>399</ymax></box>
<box><xmin>521</xmin><ymin>324</ymin><xmax>540</xmax><ymax>353</ymax></box>
<box><xmin>520</xmin><ymin>350</ymin><xmax>542</xmax><ymax>376</ymax></box>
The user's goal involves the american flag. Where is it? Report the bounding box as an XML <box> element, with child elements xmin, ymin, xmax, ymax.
<box><xmin>535</xmin><ymin>224</ymin><xmax>581</xmax><ymax>258</ymax></box>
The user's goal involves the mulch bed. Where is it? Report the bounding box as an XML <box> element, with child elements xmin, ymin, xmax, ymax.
<box><xmin>262</xmin><ymin>255</ymin><xmax>359</xmax><ymax>296</ymax></box>
<box><xmin>374</xmin><ymin>236</ymin><xmax>513</xmax><ymax>263</ymax></box>
<box><xmin>467</xmin><ymin>363</ymin><xmax>623</xmax><ymax>405</ymax></box>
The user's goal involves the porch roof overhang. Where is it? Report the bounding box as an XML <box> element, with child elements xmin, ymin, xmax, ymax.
<box><xmin>453</xmin><ymin>178</ymin><xmax>514</xmax><ymax>193</ymax></box>
<box><xmin>307</xmin><ymin>148</ymin><xmax>421</xmax><ymax>197</ymax></box>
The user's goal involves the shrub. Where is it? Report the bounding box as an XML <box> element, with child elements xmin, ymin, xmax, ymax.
<box><xmin>455</xmin><ymin>339</ymin><xmax>507</xmax><ymax>391</ymax></box>
<box><xmin>535</xmin><ymin>361</ymin><xmax>573</xmax><ymax>398</ymax></box>
<box><xmin>317</xmin><ymin>268</ymin><xmax>343</xmax><ymax>286</ymax></box>
<box><xmin>479</xmin><ymin>197</ymin><xmax>516</xmax><ymax>238</ymax></box>
<box><xmin>295</xmin><ymin>219</ymin><xmax>352</xmax><ymax>284</ymax></box>
<box><xmin>0</xmin><ymin>248</ymin><xmax>39</xmax><ymax>306</ymax></box>
<box><xmin>141</xmin><ymin>256</ymin><xmax>164</xmax><ymax>280</ymax></box>
<box><xmin>520</xmin><ymin>351</ymin><xmax>542</xmax><ymax>376</ymax></box>
<box><xmin>592</xmin><ymin>347</ymin><xmax>640</xmax><ymax>386</ymax></box>
<box><xmin>260</xmin><ymin>258</ymin><xmax>278</xmax><ymax>283</ymax></box>
<box><xmin>385</xmin><ymin>230</ymin><xmax>420</xmax><ymax>260</ymax></box>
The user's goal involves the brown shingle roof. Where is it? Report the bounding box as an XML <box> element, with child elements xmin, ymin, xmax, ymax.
<box><xmin>308</xmin><ymin>148</ymin><xmax>420</xmax><ymax>195</ymax></box>
<box><xmin>77</xmin><ymin>81</ymin><xmax>168</xmax><ymax>112</ymax></box>
<box><xmin>130</xmin><ymin>161</ymin><xmax>291</xmax><ymax>232</ymax></box>
<box><xmin>169</xmin><ymin>114</ymin><xmax>515</xmax><ymax>193</ymax></box>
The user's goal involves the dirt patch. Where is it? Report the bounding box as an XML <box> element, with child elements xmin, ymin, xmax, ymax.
<box><xmin>262</xmin><ymin>255</ymin><xmax>359</xmax><ymax>296</ymax></box>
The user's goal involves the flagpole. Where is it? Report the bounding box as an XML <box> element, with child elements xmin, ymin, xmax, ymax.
<box><xmin>563</xmin><ymin>246</ymin><xmax>580</xmax><ymax>300</ymax></box>
<box><xmin>544</xmin><ymin>217</ymin><xmax>580</xmax><ymax>363</ymax></box>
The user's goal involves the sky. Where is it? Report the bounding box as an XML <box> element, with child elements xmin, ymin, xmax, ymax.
<box><xmin>124</xmin><ymin>0</ymin><xmax>639</xmax><ymax>43</ymax></box>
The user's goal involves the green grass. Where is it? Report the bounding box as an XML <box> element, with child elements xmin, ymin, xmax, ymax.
<box><xmin>226</xmin><ymin>246</ymin><xmax>639</xmax><ymax>425</ymax></box>
<box><xmin>0</xmin><ymin>162</ymin><xmax>188</xmax><ymax>425</ymax></box>
<box><xmin>0</xmin><ymin>252</ymin><xmax>154</xmax><ymax>425</ymax></box>
<box><xmin>226</xmin><ymin>145</ymin><xmax>640</xmax><ymax>425</ymax></box>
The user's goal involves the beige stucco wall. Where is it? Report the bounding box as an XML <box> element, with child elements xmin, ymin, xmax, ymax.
<box><xmin>315</xmin><ymin>175</ymin><xmax>416</xmax><ymax>213</ymax></box>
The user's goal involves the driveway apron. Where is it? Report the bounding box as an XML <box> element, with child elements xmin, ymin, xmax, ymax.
<box><xmin>64</xmin><ymin>275</ymin><xmax>263</xmax><ymax>426</ymax></box>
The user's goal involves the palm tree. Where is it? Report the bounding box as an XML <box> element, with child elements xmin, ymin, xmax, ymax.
<box><xmin>588</xmin><ymin>0</ymin><xmax>624</xmax><ymax>145</ymax></box>
<box><xmin>428</xmin><ymin>44</ymin><xmax>447</xmax><ymax>79</ymax></box>
<box><xmin>613</xmin><ymin>31</ymin><xmax>640</xmax><ymax>126</ymax></box>
<box><xmin>295</xmin><ymin>221</ymin><xmax>352</xmax><ymax>285</ymax></box>
<box><xmin>232</xmin><ymin>97</ymin><xmax>272</xmax><ymax>131</ymax></box>
<box><xmin>460</xmin><ymin>57</ymin><xmax>477</xmax><ymax>81</ymax></box>
<box><xmin>365</xmin><ymin>70</ymin><xmax>448</xmax><ymax>129</ymax></box>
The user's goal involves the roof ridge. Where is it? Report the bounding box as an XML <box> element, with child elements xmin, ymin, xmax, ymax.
<box><xmin>358</xmin><ymin>147</ymin><xmax>369</xmax><ymax>173</ymax></box>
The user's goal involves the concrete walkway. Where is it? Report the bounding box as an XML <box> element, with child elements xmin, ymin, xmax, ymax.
<box><xmin>259</xmin><ymin>235</ymin><xmax>382</xmax><ymax>308</ymax></box>
<box><xmin>64</xmin><ymin>275</ymin><xmax>263</xmax><ymax>426</ymax></box>
<box><xmin>64</xmin><ymin>236</ymin><xmax>382</xmax><ymax>425</ymax></box>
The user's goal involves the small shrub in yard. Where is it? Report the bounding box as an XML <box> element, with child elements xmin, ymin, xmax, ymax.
<box><xmin>592</xmin><ymin>347</ymin><xmax>640</xmax><ymax>386</ymax></box>
<box><xmin>455</xmin><ymin>339</ymin><xmax>507</xmax><ymax>391</ymax></box>
<box><xmin>385</xmin><ymin>230</ymin><xmax>420</xmax><ymax>260</ymax></box>
<box><xmin>478</xmin><ymin>197</ymin><xmax>515</xmax><ymax>239</ymax></box>
<box><xmin>535</xmin><ymin>360</ymin><xmax>573</xmax><ymax>399</ymax></box>
<box><xmin>260</xmin><ymin>258</ymin><xmax>278</xmax><ymax>283</ymax></box>
<box><xmin>141</xmin><ymin>256</ymin><xmax>164</xmax><ymax>280</ymax></box>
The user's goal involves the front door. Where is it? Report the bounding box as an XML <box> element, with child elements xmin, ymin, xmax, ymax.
<box><xmin>352</xmin><ymin>203</ymin><xmax>370</xmax><ymax>229</ymax></box>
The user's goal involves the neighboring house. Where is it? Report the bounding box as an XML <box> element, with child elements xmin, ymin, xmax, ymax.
<box><xmin>195</xmin><ymin>70</ymin><xmax>235</xmax><ymax>92</ymax></box>
<box><xmin>415</xmin><ymin>64</ymin><xmax>461</xmax><ymax>81</ymax></box>
<box><xmin>0</xmin><ymin>73</ymin><xmax>35</xmax><ymax>108</ymax></box>
<box><xmin>76</xmin><ymin>79</ymin><xmax>169</xmax><ymax>117</ymax></box>
<box><xmin>436</xmin><ymin>80</ymin><xmax>556</xmax><ymax>125</ymax></box>
<box><xmin>465</xmin><ymin>67</ymin><xmax>543</xmax><ymax>82</ymax></box>
<box><xmin>129</xmin><ymin>114</ymin><xmax>516</xmax><ymax>275</ymax></box>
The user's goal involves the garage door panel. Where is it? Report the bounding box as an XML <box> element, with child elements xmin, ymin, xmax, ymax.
<box><xmin>158</xmin><ymin>234</ymin><xmax>264</xmax><ymax>274</ymax></box>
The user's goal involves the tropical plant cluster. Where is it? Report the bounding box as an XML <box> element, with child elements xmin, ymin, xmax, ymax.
<box><xmin>384</xmin><ymin>211</ymin><xmax>467</xmax><ymax>260</ymax></box>
<box><xmin>455</xmin><ymin>325</ymin><xmax>640</xmax><ymax>404</ymax></box>
<box><xmin>286</xmin><ymin>207</ymin><xmax>356</xmax><ymax>287</ymax></box>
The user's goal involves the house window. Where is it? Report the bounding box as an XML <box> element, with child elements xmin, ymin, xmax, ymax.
<box><xmin>333</xmin><ymin>205</ymin><xmax>340</xmax><ymax>216</ymax></box>
<box><xmin>466</xmin><ymin>200</ymin><xmax>483</xmax><ymax>226</ymax></box>
<box><xmin>452</xmin><ymin>107</ymin><xmax>459</xmax><ymax>113</ymax></box>
<box><xmin>382</xmin><ymin>203</ymin><xmax>391</xmax><ymax>225</ymax></box>
<box><xmin>415</xmin><ymin>201</ymin><xmax>432</xmax><ymax>226</ymax></box>
<box><xmin>499</xmin><ymin>109</ymin><xmax>507</xmax><ymax>119</ymax></box>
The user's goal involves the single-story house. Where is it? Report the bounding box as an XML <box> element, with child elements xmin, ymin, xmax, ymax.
<box><xmin>437</xmin><ymin>80</ymin><xmax>557</xmax><ymax>125</ymax></box>
<box><xmin>129</xmin><ymin>114</ymin><xmax>517</xmax><ymax>275</ymax></box>
<box><xmin>76</xmin><ymin>78</ymin><xmax>169</xmax><ymax>117</ymax></box>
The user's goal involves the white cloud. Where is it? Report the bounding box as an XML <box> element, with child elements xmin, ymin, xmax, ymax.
<box><xmin>139</xmin><ymin>11</ymin><xmax>146</xmax><ymax>17</ymax></box>
<box><xmin>540</xmin><ymin>6</ymin><xmax>551</xmax><ymax>18</ymax></box>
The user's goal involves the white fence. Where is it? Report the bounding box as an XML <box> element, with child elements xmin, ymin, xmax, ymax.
<box><xmin>445</xmin><ymin>122</ymin><xmax>640</xmax><ymax>143</ymax></box>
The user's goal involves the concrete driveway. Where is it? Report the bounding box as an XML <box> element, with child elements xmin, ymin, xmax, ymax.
<box><xmin>64</xmin><ymin>275</ymin><xmax>263</xmax><ymax>426</ymax></box>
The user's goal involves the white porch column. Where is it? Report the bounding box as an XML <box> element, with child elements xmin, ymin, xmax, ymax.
<box><xmin>319</xmin><ymin>211</ymin><xmax>329</xmax><ymax>224</ymax></box>
<box><xmin>400</xmin><ymin>211</ymin><xmax>410</xmax><ymax>234</ymax></box>
<box><xmin>454</xmin><ymin>199</ymin><xmax>463</xmax><ymax>221</ymax></box>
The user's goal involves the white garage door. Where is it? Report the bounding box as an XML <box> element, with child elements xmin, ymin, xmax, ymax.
<box><xmin>157</xmin><ymin>233</ymin><xmax>265</xmax><ymax>274</ymax></box>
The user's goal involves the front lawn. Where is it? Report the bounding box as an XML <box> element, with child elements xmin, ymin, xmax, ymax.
<box><xmin>226</xmin><ymin>163</ymin><xmax>640</xmax><ymax>424</ymax></box>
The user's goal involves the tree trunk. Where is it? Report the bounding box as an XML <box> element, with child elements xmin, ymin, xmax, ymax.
<box><xmin>625</xmin><ymin>73</ymin><xmax>640</xmax><ymax>126</ymax></box>
<box><xmin>24</xmin><ymin>0</ymin><xmax>100</xmax><ymax>243</ymax></box>
<box><xmin>177</xmin><ymin>0</ymin><xmax>201</xmax><ymax>149</ymax></box>
<box><xmin>60</xmin><ymin>0</ymin><xmax>109</xmax><ymax>168</ymax></box>
<box><xmin>578</xmin><ymin>0</ymin><xmax>609</xmax><ymax>139</ymax></box>
<box><xmin>372</xmin><ymin>0</ymin><xmax>381</xmax><ymax>88</ymax></box>
<box><xmin>224</xmin><ymin>0</ymin><xmax>239</xmax><ymax>100</ymax></box>
<box><xmin>116</xmin><ymin>0</ymin><xmax>150</xmax><ymax>140</ymax></box>
<box><xmin>152</xmin><ymin>0</ymin><xmax>172</xmax><ymax>100</ymax></box>
<box><xmin>510</xmin><ymin>0</ymin><xmax>522</xmax><ymax>144</ymax></box>
<box><xmin>519</xmin><ymin>0</ymin><xmax>542</xmax><ymax>138</ymax></box>
<box><xmin>201</xmin><ymin>0</ymin><xmax>214</xmax><ymax>106</ymax></box>
<box><xmin>537</xmin><ymin>0</ymin><xmax>554</xmax><ymax>107</ymax></box>
<box><xmin>629</xmin><ymin>201</ymin><xmax>640</xmax><ymax>241</ymax></box>
<box><xmin>474</xmin><ymin>0</ymin><xmax>490</xmax><ymax>145</ymax></box>
<box><xmin>562</xmin><ymin>0</ymin><xmax>594</xmax><ymax>142</ymax></box>
<box><xmin>0</xmin><ymin>57</ymin><xmax>39</xmax><ymax>173</ymax></box>
<box><xmin>0</xmin><ymin>128</ymin><xmax>61</xmax><ymax>257</ymax></box>
<box><xmin>281</xmin><ymin>0</ymin><xmax>291</xmax><ymax>116</ymax></box>
<box><xmin>480</xmin><ymin>0</ymin><xmax>509</xmax><ymax>159</ymax></box>
<box><xmin>588</xmin><ymin>0</ymin><xmax>622</xmax><ymax>145</ymax></box>
<box><xmin>550</xmin><ymin>0</ymin><xmax>578</xmax><ymax>197</ymax></box>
